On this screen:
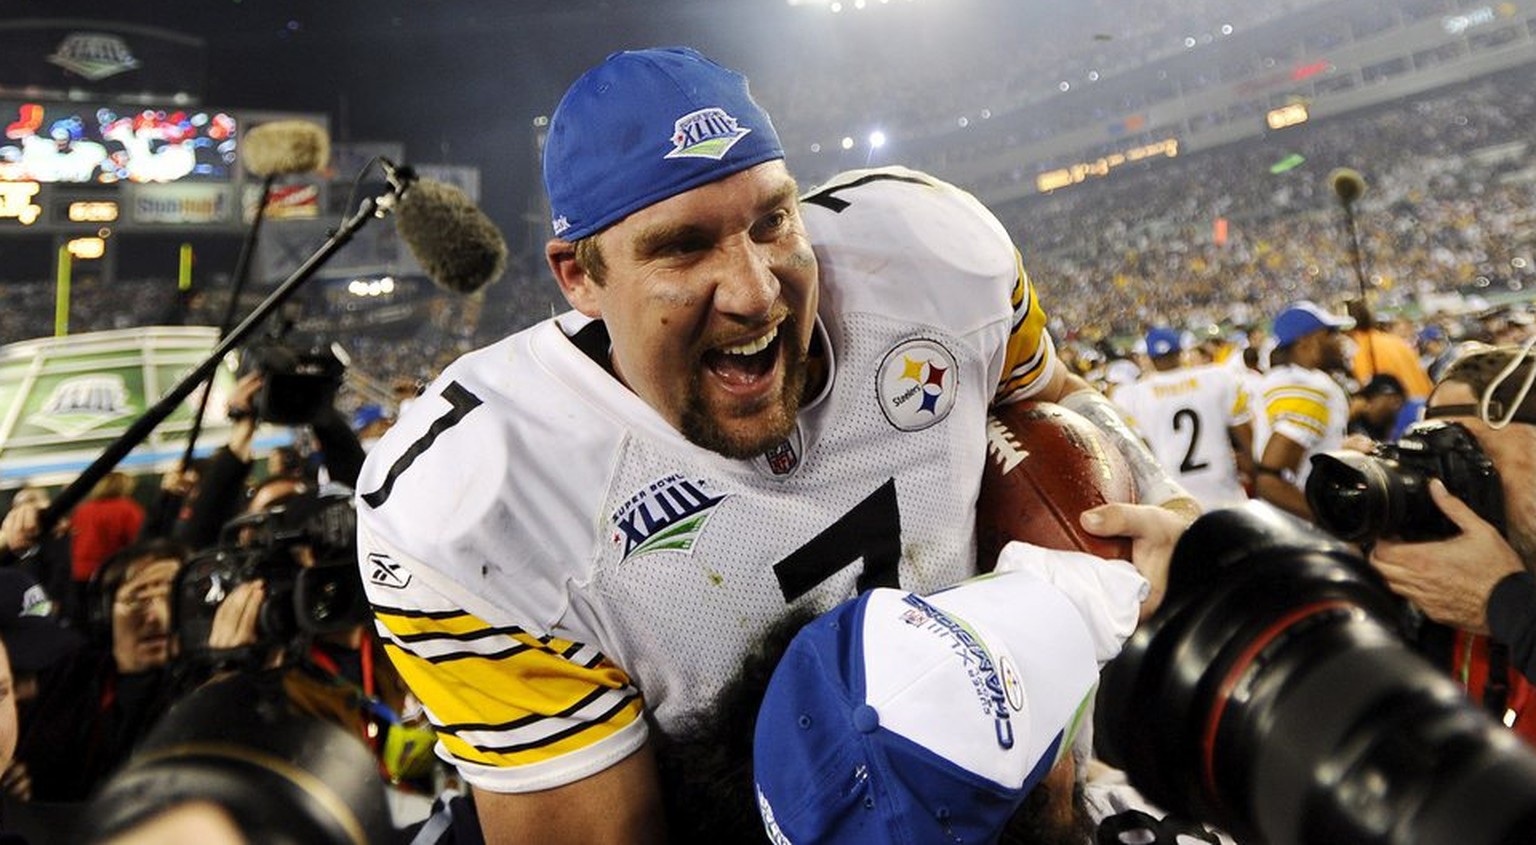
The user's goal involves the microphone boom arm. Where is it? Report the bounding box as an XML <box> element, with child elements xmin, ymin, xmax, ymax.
<box><xmin>11</xmin><ymin>187</ymin><xmax>401</xmax><ymax>560</ymax></box>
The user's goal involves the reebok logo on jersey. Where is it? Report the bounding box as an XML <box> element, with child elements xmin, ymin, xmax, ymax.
<box><xmin>877</xmin><ymin>338</ymin><xmax>958</xmax><ymax>432</ymax></box>
<box><xmin>664</xmin><ymin>107</ymin><xmax>752</xmax><ymax>160</ymax></box>
<box><xmin>367</xmin><ymin>553</ymin><xmax>411</xmax><ymax>590</ymax></box>
<box><xmin>611</xmin><ymin>474</ymin><xmax>728</xmax><ymax>561</ymax></box>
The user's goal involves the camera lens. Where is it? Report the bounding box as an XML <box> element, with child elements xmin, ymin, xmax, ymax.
<box><xmin>1306</xmin><ymin>454</ymin><xmax>1374</xmax><ymax>540</ymax></box>
<box><xmin>1306</xmin><ymin>451</ymin><xmax>1410</xmax><ymax>543</ymax></box>
<box><xmin>1097</xmin><ymin>504</ymin><xmax>1536</xmax><ymax>845</ymax></box>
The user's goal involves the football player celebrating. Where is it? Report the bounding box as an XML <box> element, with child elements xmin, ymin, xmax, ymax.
<box><xmin>355</xmin><ymin>47</ymin><xmax>1193</xmax><ymax>844</ymax></box>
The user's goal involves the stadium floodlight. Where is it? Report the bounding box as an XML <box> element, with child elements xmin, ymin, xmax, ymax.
<box><xmin>868</xmin><ymin>130</ymin><xmax>886</xmax><ymax>149</ymax></box>
<box><xmin>840</xmin><ymin>136</ymin><xmax>854</xmax><ymax>150</ymax></box>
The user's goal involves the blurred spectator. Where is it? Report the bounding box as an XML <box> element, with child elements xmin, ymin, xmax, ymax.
<box><xmin>138</xmin><ymin>461</ymin><xmax>205</xmax><ymax>542</ymax></box>
<box><xmin>351</xmin><ymin>404</ymin><xmax>394</xmax><ymax>450</ymax></box>
<box><xmin>0</xmin><ymin>489</ymin><xmax>70</xmax><ymax>623</ymax></box>
<box><xmin>176</xmin><ymin>373</ymin><xmax>364</xmax><ymax>551</ymax></box>
<box><xmin>1347</xmin><ymin>374</ymin><xmax>1408</xmax><ymax>442</ymax></box>
<box><xmin>1346</xmin><ymin>299</ymin><xmax>1433</xmax><ymax>399</ymax></box>
<box><xmin>68</xmin><ymin>473</ymin><xmax>144</xmax><ymax>625</ymax></box>
<box><xmin>16</xmin><ymin>539</ymin><xmax>187</xmax><ymax>803</ymax></box>
<box><xmin>0</xmin><ymin>568</ymin><xmax>83</xmax><ymax>816</ymax></box>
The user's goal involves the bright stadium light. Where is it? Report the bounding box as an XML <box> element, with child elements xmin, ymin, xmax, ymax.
<box><xmin>841</xmin><ymin>136</ymin><xmax>854</xmax><ymax>150</ymax></box>
<box><xmin>868</xmin><ymin>130</ymin><xmax>886</xmax><ymax>149</ymax></box>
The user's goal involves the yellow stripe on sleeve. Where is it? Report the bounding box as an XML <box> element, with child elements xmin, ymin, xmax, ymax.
<box><xmin>376</xmin><ymin>609</ymin><xmax>644</xmax><ymax>769</ymax></box>
<box><xmin>1265</xmin><ymin>394</ymin><xmax>1328</xmax><ymax>426</ymax></box>
<box><xmin>997</xmin><ymin>254</ymin><xmax>1054</xmax><ymax>399</ymax></box>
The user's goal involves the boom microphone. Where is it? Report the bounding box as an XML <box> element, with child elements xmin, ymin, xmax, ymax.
<box><xmin>242</xmin><ymin>120</ymin><xmax>330</xmax><ymax>178</ymax></box>
<box><xmin>393</xmin><ymin>173</ymin><xmax>509</xmax><ymax>294</ymax></box>
<box><xmin>1329</xmin><ymin>167</ymin><xmax>1366</xmax><ymax>206</ymax></box>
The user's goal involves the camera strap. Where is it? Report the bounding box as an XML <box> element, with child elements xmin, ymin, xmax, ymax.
<box><xmin>1424</xmin><ymin>402</ymin><xmax>1536</xmax><ymax>427</ymax></box>
<box><xmin>1487</xmin><ymin>642</ymin><xmax>1511</xmax><ymax>718</ymax></box>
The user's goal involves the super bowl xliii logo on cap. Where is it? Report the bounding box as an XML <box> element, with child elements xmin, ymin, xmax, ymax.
<box><xmin>665</xmin><ymin>107</ymin><xmax>752</xmax><ymax>160</ymax></box>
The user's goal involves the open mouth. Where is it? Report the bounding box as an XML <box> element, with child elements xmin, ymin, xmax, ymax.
<box><xmin>703</xmin><ymin>324</ymin><xmax>782</xmax><ymax>387</ymax></box>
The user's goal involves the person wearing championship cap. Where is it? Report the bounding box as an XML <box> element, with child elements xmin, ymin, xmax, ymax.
<box><xmin>1252</xmin><ymin>300</ymin><xmax>1353</xmax><ymax>521</ymax></box>
<box><xmin>753</xmin><ymin>547</ymin><xmax>1144</xmax><ymax>845</ymax></box>
<box><xmin>354</xmin><ymin>47</ymin><xmax>1193</xmax><ymax>843</ymax></box>
<box><xmin>1113</xmin><ymin>327</ymin><xmax>1254</xmax><ymax>510</ymax></box>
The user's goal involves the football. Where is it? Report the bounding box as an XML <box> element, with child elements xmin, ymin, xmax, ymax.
<box><xmin>976</xmin><ymin>400</ymin><xmax>1137</xmax><ymax>568</ymax></box>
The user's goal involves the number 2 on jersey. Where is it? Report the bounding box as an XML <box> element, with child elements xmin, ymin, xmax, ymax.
<box><xmin>1172</xmin><ymin>407</ymin><xmax>1209</xmax><ymax>473</ymax></box>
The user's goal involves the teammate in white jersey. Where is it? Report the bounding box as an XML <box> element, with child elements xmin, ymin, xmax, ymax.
<box><xmin>1115</xmin><ymin>328</ymin><xmax>1253</xmax><ymax>510</ymax></box>
<box><xmin>354</xmin><ymin>47</ymin><xmax>1193</xmax><ymax>844</ymax></box>
<box><xmin>1252</xmin><ymin>301</ymin><xmax>1353</xmax><ymax>520</ymax></box>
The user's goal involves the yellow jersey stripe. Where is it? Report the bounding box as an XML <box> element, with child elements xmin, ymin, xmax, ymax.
<box><xmin>437</xmin><ymin>694</ymin><xmax>644</xmax><ymax>767</ymax></box>
<box><xmin>377</xmin><ymin>607</ymin><xmax>578</xmax><ymax>656</ymax></box>
<box><xmin>1265</xmin><ymin>395</ymin><xmax>1327</xmax><ymax>424</ymax></box>
<box><xmin>997</xmin><ymin>256</ymin><xmax>1052</xmax><ymax>398</ymax></box>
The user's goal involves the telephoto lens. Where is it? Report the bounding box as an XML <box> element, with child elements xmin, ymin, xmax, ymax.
<box><xmin>1096</xmin><ymin>502</ymin><xmax>1536</xmax><ymax>845</ymax></box>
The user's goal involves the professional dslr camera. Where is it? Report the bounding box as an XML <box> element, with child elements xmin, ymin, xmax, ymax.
<box><xmin>1305</xmin><ymin>419</ymin><xmax>1505</xmax><ymax>543</ymax></box>
<box><xmin>173</xmin><ymin>488</ymin><xmax>370</xmax><ymax>663</ymax></box>
<box><xmin>237</xmin><ymin>338</ymin><xmax>348</xmax><ymax>426</ymax></box>
<box><xmin>1096</xmin><ymin>503</ymin><xmax>1536</xmax><ymax>845</ymax></box>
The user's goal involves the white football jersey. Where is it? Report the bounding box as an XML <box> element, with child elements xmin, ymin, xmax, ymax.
<box><xmin>1251</xmin><ymin>363</ymin><xmax>1349</xmax><ymax>488</ymax></box>
<box><xmin>355</xmin><ymin>166</ymin><xmax>1059</xmax><ymax>793</ymax></box>
<box><xmin>1113</xmin><ymin>364</ymin><xmax>1251</xmax><ymax>509</ymax></box>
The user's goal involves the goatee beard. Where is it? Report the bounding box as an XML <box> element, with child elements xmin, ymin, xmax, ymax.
<box><xmin>681</xmin><ymin>317</ymin><xmax>808</xmax><ymax>460</ymax></box>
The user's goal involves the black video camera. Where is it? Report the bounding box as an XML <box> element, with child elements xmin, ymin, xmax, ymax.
<box><xmin>239</xmin><ymin>340</ymin><xmax>347</xmax><ymax>426</ymax></box>
<box><xmin>1096</xmin><ymin>503</ymin><xmax>1536</xmax><ymax>845</ymax></box>
<box><xmin>1305</xmin><ymin>419</ymin><xmax>1505</xmax><ymax>544</ymax></box>
<box><xmin>173</xmin><ymin>489</ymin><xmax>368</xmax><ymax>664</ymax></box>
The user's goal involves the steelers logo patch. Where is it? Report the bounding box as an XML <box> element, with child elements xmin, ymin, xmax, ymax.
<box><xmin>877</xmin><ymin>338</ymin><xmax>958</xmax><ymax>431</ymax></box>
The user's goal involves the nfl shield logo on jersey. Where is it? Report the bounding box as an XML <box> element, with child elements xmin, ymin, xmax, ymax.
<box><xmin>877</xmin><ymin>338</ymin><xmax>959</xmax><ymax>431</ymax></box>
<box><xmin>754</xmin><ymin>425</ymin><xmax>804</xmax><ymax>478</ymax></box>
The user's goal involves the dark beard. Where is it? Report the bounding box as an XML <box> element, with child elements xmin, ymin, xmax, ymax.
<box><xmin>680</xmin><ymin>317</ymin><xmax>808</xmax><ymax>459</ymax></box>
<box><xmin>999</xmin><ymin>773</ymin><xmax>1096</xmax><ymax>845</ymax></box>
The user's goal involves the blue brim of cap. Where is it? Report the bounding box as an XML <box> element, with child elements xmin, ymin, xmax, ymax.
<box><xmin>753</xmin><ymin>595</ymin><xmax>1037</xmax><ymax>844</ymax></box>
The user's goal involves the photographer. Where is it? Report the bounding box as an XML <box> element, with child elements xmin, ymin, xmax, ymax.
<box><xmin>14</xmin><ymin>539</ymin><xmax>187</xmax><ymax>803</ymax></box>
<box><xmin>177</xmin><ymin>348</ymin><xmax>365</xmax><ymax>551</ymax></box>
<box><xmin>1367</xmin><ymin>345</ymin><xmax>1536</xmax><ymax>695</ymax></box>
<box><xmin>179</xmin><ymin>487</ymin><xmax>436</xmax><ymax>796</ymax></box>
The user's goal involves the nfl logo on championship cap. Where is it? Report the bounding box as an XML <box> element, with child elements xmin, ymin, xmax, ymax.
<box><xmin>542</xmin><ymin>46</ymin><xmax>785</xmax><ymax>241</ymax></box>
<box><xmin>753</xmin><ymin>573</ymin><xmax>1103</xmax><ymax>844</ymax></box>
